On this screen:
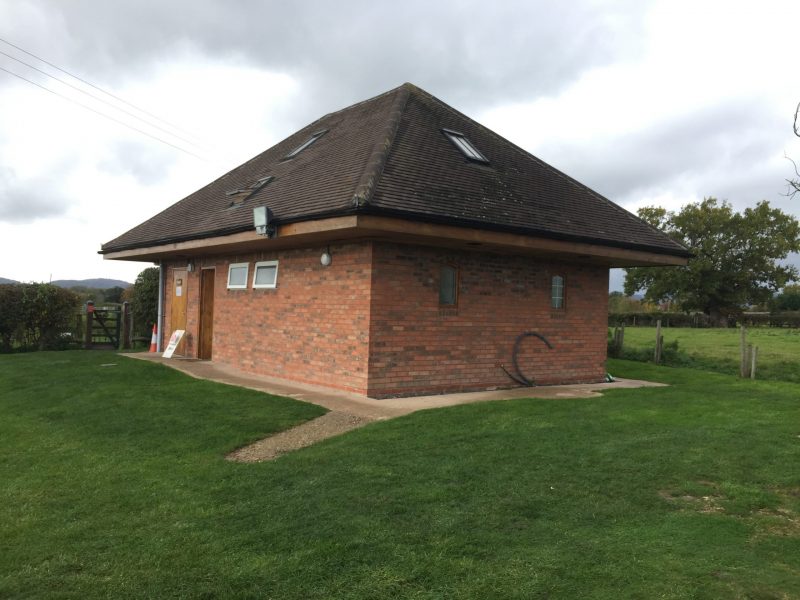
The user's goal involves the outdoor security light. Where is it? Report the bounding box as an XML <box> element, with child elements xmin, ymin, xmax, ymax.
<box><xmin>253</xmin><ymin>205</ymin><xmax>274</xmax><ymax>237</ymax></box>
<box><xmin>320</xmin><ymin>249</ymin><xmax>332</xmax><ymax>266</ymax></box>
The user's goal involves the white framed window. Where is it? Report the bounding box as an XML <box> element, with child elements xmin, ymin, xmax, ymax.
<box><xmin>227</xmin><ymin>262</ymin><xmax>249</xmax><ymax>289</ymax></box>
<box><xmin>252</xmin><ymin>260</ymin><xmax>279</xmax><ymax>289</ymax></box>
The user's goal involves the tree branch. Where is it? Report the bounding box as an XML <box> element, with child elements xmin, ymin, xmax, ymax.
<box><xmin>784</xmin><ymin>152</ymin><xmax>800</xmax><ymax>198</ymax></box>
<box><xmin>795</xmin><ymin>101</ymin><xmax>800</xmax><ymax>138</ymax></box>
<box><xmin>787</xmin><ymin>102</ymin><xmax>800</xmax><ymax>197</ymax></box>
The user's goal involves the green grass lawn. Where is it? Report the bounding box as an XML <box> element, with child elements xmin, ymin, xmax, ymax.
<box><xmin>611</xmin><ymin>326</ymin><xmax>800</xmax><ymax>383</ymax></box>
<box><xmin>1</xmin><ymin>351</ymin><xmax>799</xmax><ymax>598</ymax></box>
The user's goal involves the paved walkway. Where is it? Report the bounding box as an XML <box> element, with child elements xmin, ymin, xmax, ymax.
<box><xmin>126</xmin><ymin>353</ymin><xmax>666</xmax><ymax>461</ymax></box>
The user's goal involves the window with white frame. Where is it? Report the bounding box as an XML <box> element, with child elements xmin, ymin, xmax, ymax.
<box><xmin>551</xmin><ymin>275</ymin><xmax>565</xmax><ymax>309</ymax></box>
<box><xmin>227</xmin><ymin>262</ymin><xmax>249</xmax><ymax>289</ymax></box>
<box><xmin>252</xmin><ymin>260</ymin><xmax>279</xmax><ymax>289</ymax></box>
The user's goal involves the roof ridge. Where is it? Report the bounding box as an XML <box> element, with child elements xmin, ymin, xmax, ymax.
<box><xmin>350</xmin><ymin>83</ymin><xmax>412</xmax><ymax>208</ymax></box>
<box><xmin>317</xmin><ymin>82</ymin><xmax>410</xmax><ymax>124</ymax></box>
<box><xmin>409</xmin><ymin>86</ymin><xmax>688</xmax><ymax>253</ymax></box>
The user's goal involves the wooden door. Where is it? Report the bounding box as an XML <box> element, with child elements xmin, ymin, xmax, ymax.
<box><xmin>170</xmin><ymin>269</ymin><xmax>188</xmax><ymax>355</ymax></box>
<box><xmin>198</xmin><ymin>269</ymin><xmax>215</xmax><ymax>360</ymax></box>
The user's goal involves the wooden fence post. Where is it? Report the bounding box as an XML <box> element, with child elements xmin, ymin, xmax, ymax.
<box><xmin>654</xmin><ymin>319</ymin><xmax>663</xmax><ymax>364</ymax></box>
<box><xmin>121</xmin><ymin>302</ymin><xmax>131</xmax><ymax>350</ymax></box>
<box><xmin>745</xmin><ymin>343</ymin><xmax>753</xmax><ymax>378</ymax></box>
<box><xmin>84</xmin><ymin>301</ymin><xmax>94</xmax><ymax>349</ymax></box>
<box><xmin>739</xmin><ymin>325</ymin><xmax>747</xmax><ymax>378</ymax></box>
<box><xmin>750</xmin><ymin>346</ymin><xmax>758</xmax><ymax>380</ymax></box>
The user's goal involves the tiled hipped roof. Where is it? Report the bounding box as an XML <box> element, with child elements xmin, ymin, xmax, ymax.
<box><xmin>101</xmin><ymin>83</ymin><xmax>689</xmax><ymax>257</ymax></box>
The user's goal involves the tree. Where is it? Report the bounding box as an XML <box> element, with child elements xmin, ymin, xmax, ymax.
<box><xmin>104</xmin><ymin>286</ymin><xmax>126</xmax><ymax>304</ymax></box>
<box><xmin>131</xmin><ymin>267</ymin><xmax>160</xmax><ymax>337</ymax></box>
<box><xmin>624</xmin><ymin>198</ymin><xmax>800</xmax><ymax>325</ymax></box>
<box><xmin>772</xmin><ymin>284</ymin><xmax>800</xmax><ymax>311</ymax></box>
<box><xmin>608</xmin><ymin>291</ymin><xmax>653</xmax><ymax>313</ymax></box>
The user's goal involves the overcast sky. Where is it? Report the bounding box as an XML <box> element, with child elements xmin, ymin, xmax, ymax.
<box><xmin>1</xmin><ymin>0</ymin><xmax>798</xmax><ymax>290</ymax></box>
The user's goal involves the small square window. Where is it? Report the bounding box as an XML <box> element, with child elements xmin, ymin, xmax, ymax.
<box><xmin>227</xmin><ymin>262</ymin><xmax>249</xmax><ymax>289</ymax></box>
<box><xmin>551</xmin><ymin>275</ymin><xmax>565</xmax><ymax>309</ymax></box>
<box><xmin>440</xmin><ymin>265</ymin><xmax>458</xmax><ymax>306</ymax></box>
<box><xmin>253</xmin><ymin>260</ymin><xmax>279</xmax><ymax>289</ymax></box>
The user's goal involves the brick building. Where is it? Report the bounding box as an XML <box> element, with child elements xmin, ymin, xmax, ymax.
<box><xmin>101</xmin><ymin>83</ymin><xmax>688</xmax><ymax>398</ymax></box>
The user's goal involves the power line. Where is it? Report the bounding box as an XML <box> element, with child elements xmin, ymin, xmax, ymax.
<box><xmin>0</xmin><ymin>49</ymin><xmax>206</xmax><ymax>151</ymax></box>
<box><xmin>0</xmin><ymin>64</ymin><xmax>207</xmax><ymax>160</ymax></box>
<box><xmin>0</xmin><ymin>36</ymin><xmax>203</xmax><ymax>143</ymax></box>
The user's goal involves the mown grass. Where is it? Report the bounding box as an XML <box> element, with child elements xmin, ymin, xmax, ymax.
<box><xmin>1</xmin><ymin>351</ymin><xmax>799</xmax><ymax>598</ymax></box>
<box><xmin>611</xmin><ymin>325</ymin><xmax>800</xmax><ymax>383</ymax></box>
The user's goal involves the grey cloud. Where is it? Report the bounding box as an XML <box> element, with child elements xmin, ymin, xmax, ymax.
<box><xmin>538</xmin><ymin>101</ymin><xmax>792</xmax><ymax>210</ymax></box>
<box><xmin>0</xmin><ymin>166</ymin><xmax>72</xmax><ymax>223</ymax></box>
<box><xmin>99</xmin><ymin>140</ymin><xmax>173</xmax><ymax>184</ymax></box>
<box><xmin>1</xmin><ymin>0</ymin><xmax>649</xmax><ymax>119</ymax></box>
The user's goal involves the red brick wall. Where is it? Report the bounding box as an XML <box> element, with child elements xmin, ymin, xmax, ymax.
<box><xmin>163</xmin><ymin>242</ymin><xmax>373</xmax><ymax>394</ymax></box>
<box><xmin>366</xmin><ymin>242</ymin><xmax>609</xmax><ymax>397</ymax></box>
<box><xmin>161</xmin><ymin>240</ymin><xmax>609</xmax><ymax>398</ymax></box>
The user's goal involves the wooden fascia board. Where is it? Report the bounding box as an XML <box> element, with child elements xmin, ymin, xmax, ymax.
<box><xmin>103</xmin><ymin>214</ymin><xmax>687</xmax><ymax>267</ymax></box>
<box><xmin>101</xmin><ymin>216</ymin><xmax>360</xmax><ymax>261</ymax></box>
<box><xmin>354</xmin><ymin>215</ymin><xmax>688</xmax><ymax>267</ymax></box>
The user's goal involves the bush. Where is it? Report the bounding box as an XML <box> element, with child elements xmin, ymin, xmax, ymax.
<box><xmin>131</xmin><ymin>267</ymin><xmax>159</xmax><ymax>338</ymax></box>
<box><xmin>609</xmin><ymin>312</ymin><xmax>717</xmax><ymax>328</ymax></box>
<box><xmin>0</xmin><ymin>283</ymin><xmax>80</xmax><ymax>352</ymax></box>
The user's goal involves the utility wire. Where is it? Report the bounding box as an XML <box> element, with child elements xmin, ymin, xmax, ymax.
<box><xmin>0</xmin><ymin>64</ymin><xmax>207</xmax><ymax>160</ymax></box>
<box><xmin>0</xmin><ymin>36</ymin><xmax>202</xmax><ymax>143</ymax></box>
<box><xmin>0</xmin><ymin>49</ymin><xmax>206</xmax><ymax>151</ymax></box>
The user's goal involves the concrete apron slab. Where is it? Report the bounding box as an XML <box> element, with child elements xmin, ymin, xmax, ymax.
<box><xmin>124</xmin><ymin>353</ymin><xmax>666</xmax><ymax>461</ymax></box>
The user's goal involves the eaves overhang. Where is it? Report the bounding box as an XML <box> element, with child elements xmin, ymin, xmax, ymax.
<box><xmin>101</xmin><ymin>214</ymin><xmax>689</xmax><ymax>268</ymax></box>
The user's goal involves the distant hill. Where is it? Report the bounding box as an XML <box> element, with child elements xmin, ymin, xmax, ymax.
<box><xmin>0</xmin><ymin>277</ymin><xmax>17</xmax><ymax>284</ymax></box>
<box><xmin>52</xmin><ymin>278</ymin><xmax>131</xmax><ymax>289</ymax></box>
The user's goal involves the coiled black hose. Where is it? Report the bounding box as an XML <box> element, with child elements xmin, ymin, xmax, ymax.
<box><xmin>500</xmin><ymin>331</ymin><xmax>554</xmax><ymax>387</ymax></box>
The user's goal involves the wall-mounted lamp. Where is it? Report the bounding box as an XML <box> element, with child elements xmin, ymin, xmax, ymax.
<box><xmin>320</xmin><ymin>247</ymin><xmax>332</xmax><ymax>267</ymax></box>
<box><xmin>253</xmin><ymin>205</ymin><xmax>275</xmax><ymax>237</ymax></box>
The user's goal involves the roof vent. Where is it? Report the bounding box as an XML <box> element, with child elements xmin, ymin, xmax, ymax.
<box><xmin>442</xmin><ymin>128</ymin><xmax>489</xmax><ymax>164</ymax></box>
<box><xmin>283</xmin><ymin>130</ymin><xmax>328</xmax><ymax>160</ymax></box>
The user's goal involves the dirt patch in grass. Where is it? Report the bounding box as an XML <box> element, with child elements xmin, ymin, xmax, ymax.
<box><xmin>658</xmin><ymin>488</ymin><xmax>725</xmax><ymax>514</ymax></box>
<box><xmin>660</xmin><ymin>482</ymin><xmax>800</xmax><ymax>537</ymax></box>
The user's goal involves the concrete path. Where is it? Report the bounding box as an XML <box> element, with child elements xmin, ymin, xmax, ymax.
<box><xmin>125</xmin><ymin>353</ymin><xmax>666</xmax><ymax>461</ymax></box>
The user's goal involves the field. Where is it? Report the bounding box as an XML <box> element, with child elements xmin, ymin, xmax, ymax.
<box><xmin>1</xmin><ymin>351</ymin><xmax>799</xmax><ymax>598</ymax></box>
<box><xmin>611</xmin><ymin>326</ymin><xmax>800</xmax><ymax>383</ymax></box>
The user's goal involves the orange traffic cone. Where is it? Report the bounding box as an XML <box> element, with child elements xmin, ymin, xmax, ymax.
<box><xmin>149</xmin><ymin>324</ymin><xmax>158</xmax><ymax>352</ymax></box>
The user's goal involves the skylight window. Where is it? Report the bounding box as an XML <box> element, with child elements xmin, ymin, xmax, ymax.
<box><xmin>225</xmin><ymin>175</ymin><xmax>274</xmax><ymax>205</ymax></box>
<box><xmin>284</xmin><ymin>130</ymin><xmax>328</xmax><ymax>159</ymax></box>
<box><xmin>442</xmin><ymin>129</ymin><xmax>489</xmax><ymax>163</ymax></box>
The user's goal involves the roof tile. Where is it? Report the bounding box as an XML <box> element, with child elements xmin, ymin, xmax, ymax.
<box><xmin>101</xmin><ymin>83</ymin><xmax>687</xmax><ymax>257</ymax></box>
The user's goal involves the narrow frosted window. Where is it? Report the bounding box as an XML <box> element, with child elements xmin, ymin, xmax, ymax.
<box><xmin>440</xmin><ymin>265</ymin><xmax>458</xmax><ymax>305</ymax></box>
<box><xmin>551</xmin><ymin>275</ymin><xmax>565</xmax><ymax>309</ymax></box>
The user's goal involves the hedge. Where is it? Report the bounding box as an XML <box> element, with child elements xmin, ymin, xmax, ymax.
<box><xmin>609</xmin><ymin>311</ymin><xmax>800</xmax><ymax>328</ymax></box>
<box><xmin>0</xmin><ymin>283</ymin><xmax>80</xmax><ymax>352</ymax></box>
